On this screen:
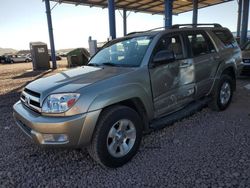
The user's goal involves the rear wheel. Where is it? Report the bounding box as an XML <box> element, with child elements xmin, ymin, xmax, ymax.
<box><xmin>209</xmin><ymin>74</ymin><xmax>233</xmax><ymax>111</ymax></box>
<box><xmin>87</xmin><ymin>105</ymin><xmax>143</xmax><ymax>168</ymax></box>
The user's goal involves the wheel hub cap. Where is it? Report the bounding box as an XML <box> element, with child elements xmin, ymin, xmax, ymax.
<box><xmin>220</xmin><ymin>82</ymin><xmax>231</xmax><ymax>105</ymax></box>
<box><xmin>107</xmin><ymin>119</ymin><xmax>136</xmax><ymax>158</ymax></box>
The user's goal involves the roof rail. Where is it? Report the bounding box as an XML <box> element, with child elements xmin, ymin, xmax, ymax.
<box><xmin>126</xmin><ymin>27</ymin><xmax>165</xmax><ymax>36</ymax></box>
<box><xmin>172</xmin><ymin>23</ymin><xmax>222</xmax><ymax>29</ymax></box>
<box><xmin>126</xmin><ymin>23</ymin><xmax>222</xmax><ymax>36</ymax></box>
<box><xmin>126</xmin><ymin>31</ymin><xmax>144</xmax><ymax>36</ymax></box>
<box><xmin>145</xmin><ymin>27</ymin><xmax>166</xmax><ymax>32</ymax></box>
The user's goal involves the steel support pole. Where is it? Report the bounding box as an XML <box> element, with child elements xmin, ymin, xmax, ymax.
<box><xmin>240</xmin><ymin>0</ymin><xmax>249</xmax><ymax>46</ymax></box>
<box><xmin>164</xmin><ymin>0</ymin><xmax>173</xmax><ymax>28</ymax></box>
<box><xmin>192</xmin><ymin>0</ymin><xmax>198</xmax><ymax>25</ymax></box>
<box><xmin>108</xmin><ymin>0</ymin><xmax>116</xmax><ymax>39</ymax></box>
<box><xmin>237</xmin><ymin>0</ymin><xmax>243</xmax><ymax>37</ymax></box>
<box><xmin>123</xmin><ymin>9</ymin><xmax>127</xmax><ymax>36</ymax></box>
<box><xmin>45</xmin><ymin>0</ymin><xmax>57</xmax><ymax>69</ymax></box>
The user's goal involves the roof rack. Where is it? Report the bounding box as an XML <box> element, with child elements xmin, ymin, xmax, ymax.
<box><xmin>126</xmin><ymin>31</ymin><xmax>144</xmax><ymax>36</ymax></box>
<box><xmin>146</xmin><ymin>27</ymin><xmax>166</xmax><ymax>32</ymax></box>
<box><xmin>126</xmin><ymin>27</ymin><xmax>166</xmax><ymax>36</ymax></box>
<box><xmin>172</xmin><ymin>23</ymin><xmax>222</xmax><ymax>29</ymax></box>
<box><xmin>126</xmin><ymin>23</ymin><xmax>222</xmax><ymax>36</ymax></box>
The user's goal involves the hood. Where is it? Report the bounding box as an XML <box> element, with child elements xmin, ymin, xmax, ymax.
<box><xmin>242</xmin><ymin>50</ymin><xmax>250</xmax><ymax>59</ymax></box>
<box><xmin>26</xmin><ymin>66</ymin><xmax>133</xmax><ymax>98</ymax></box>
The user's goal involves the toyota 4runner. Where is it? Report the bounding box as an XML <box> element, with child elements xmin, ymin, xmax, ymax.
<box><xmin>13</xmin><ymin>24</ymin><xmax>242</xmax><ymax>168</ymax></box>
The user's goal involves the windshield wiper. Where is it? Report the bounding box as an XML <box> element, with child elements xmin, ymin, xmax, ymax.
<box><xmin>101</xmin><ymin>62</ymin><xmax>117</xmax><ymax>66</ymax></box>
<box><xmin>88</xmin><ymin>63</ymin><xmax>100</xmax><ymax>67</ymax></box>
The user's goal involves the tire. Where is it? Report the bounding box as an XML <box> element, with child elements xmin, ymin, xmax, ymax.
<box><xmin>87</xmin><ymin>105</ymin><xmax>143</xmax><ymax>168</ymax></box>
<box><xmin>25</xmin><ymin>59</ymin><xmax>29</xmax><ymax>63</ymax></box>
<box><xmin>209</xmin><ymin>74</ymin><xmax>233</xmax><ymax>111</ymax></box>
<box><xmin>10</xmin><ymin>60</ymin><xmax>14</xmax><ymax>64</ymax></box>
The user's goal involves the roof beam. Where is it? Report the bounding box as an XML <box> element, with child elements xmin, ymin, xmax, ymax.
<box><xmin>50</xmin><ymin>0</ymin><xmax>233</xmax><ymax>15</ymax></box>
<box><xmin>134</xmin><ymin>1</ymin><xmax>164</xmax><ymax>13</ymax></box>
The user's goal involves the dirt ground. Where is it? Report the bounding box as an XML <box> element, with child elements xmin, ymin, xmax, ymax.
<box><xmin>0</xmin><ymin>61</ymin><xmax>250</xmax><ymax>187</ymax></box>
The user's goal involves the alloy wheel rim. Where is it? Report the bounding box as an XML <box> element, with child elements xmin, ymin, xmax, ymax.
<box><xmin>220</xmin><ymin>82</ymin><xmax>231</xmax><ymax>105</ymax></box>
<box><xmin>106</xmin><ymin>119</ymin><xmax>136</xmax><ymax>158</ymax></box>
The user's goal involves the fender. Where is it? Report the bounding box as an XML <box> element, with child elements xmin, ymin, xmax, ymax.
<box><xmin>208</xmin><ymin>62</ymin><xmax>237</xmax><ymax>95</ymax></box>
<box><xmin>87</xmin><ymin>83</ymin><xmax>154</xmax><ymax>120</ymax></box>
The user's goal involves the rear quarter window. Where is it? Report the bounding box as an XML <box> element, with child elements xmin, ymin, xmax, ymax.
<box><xmin>212</xmin><ymin>29</ymin><xmax>238</xmax><ymax>48</ymax></box>
<box><xmin>187</xmin><ymin>32</ymin><xmax>215</xmax><ymax>57</ymax></box>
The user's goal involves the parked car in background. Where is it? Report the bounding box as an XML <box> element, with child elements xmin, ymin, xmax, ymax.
<box><xmin>0</xmin><ymin>56</ymin><xmax>6</xmax><ymax>63</ymax></box>
<box><xmin>7</xmin><ymin>55</ymin><xmax>32</xmax><ymax>63</ymax></box>
<box><xmin>241</xmin><ymin>41</ymin><xmax>250</xmax><ymax>75</ymax></box>
<box><xmin>13</xmin><ymin>24</ymin><xmax>242</xmax><ymax>168</ymax></box>
<box><xmin>0</xmin><ymin>55</ymin><xmax>12</xmax><ymax>63</ymax></box>
<box><xmin>49</xmin><ymin>54</ymin><xmax>62</xmax><ymax>61</ymax></box>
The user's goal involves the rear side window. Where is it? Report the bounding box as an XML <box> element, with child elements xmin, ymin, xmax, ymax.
<box><xmin>187</xmin><ymin>33</ymin><xmax>215</xmax><ymax>57</ymax></box>
<box><xmin>212</xmin><ymin>29</ymin><xmax>238</xmax><ymax>48</ymax></box>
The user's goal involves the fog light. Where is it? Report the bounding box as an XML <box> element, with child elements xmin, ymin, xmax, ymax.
<box><xmin>42</xmin><ymin>134</ymin><xmax>68</xmax><ymax>143</ymax></box>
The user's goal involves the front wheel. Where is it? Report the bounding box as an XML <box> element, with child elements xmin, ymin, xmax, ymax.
<box><xmin>87</xmin><ymin>105</ymin><xmax>143</xmax><ymax>168</ymax></box>
<box><xmin>209</xmin><ymin>74</ymin><xmax>233</xmax><ymax>111</ymax></box>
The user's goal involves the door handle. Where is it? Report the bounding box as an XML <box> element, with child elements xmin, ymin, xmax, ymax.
<box><xmin>214</xmin><ymin>56</ymin><xmax>220</xmax><ymax>60</ymax></box>
<box><xmin>180</xmin><ymin>61</ymin><xmax>192</xmax><ymax>68</ymax></box>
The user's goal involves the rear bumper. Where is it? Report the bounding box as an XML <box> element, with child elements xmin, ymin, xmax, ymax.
<box><xmin>13</xmin><ymin>101</ymin><xmax>101</xmax><ymax>148</ymax></box>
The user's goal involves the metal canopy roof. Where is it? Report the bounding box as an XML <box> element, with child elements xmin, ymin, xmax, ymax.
<box><xmin>51</xmin><ymin>0</ymin><xmax>232</xmax><ymax>15</ymax></box>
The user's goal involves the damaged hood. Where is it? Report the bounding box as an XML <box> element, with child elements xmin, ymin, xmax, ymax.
<box><xmin>26</xmin><ymin>66</ymin><xmax>133</xmax><ymax>98</ymax></box>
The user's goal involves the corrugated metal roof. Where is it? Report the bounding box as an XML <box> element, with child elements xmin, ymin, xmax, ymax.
<box><xmin>50</xmin><ymin>0</ymin><xmax>232</xmax><ymax>15</ymax></box>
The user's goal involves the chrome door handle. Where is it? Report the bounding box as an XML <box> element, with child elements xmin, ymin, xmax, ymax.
<box><xmin>214</xmin><ymin>56</ymin><xmax>220</xmax><ymax>60</ymax></box>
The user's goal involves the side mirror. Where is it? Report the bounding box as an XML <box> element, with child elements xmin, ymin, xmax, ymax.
<box><xmin>153</xmin><ymin>50</ymin><xmax>175</xmax><ymax>65</ymax></box>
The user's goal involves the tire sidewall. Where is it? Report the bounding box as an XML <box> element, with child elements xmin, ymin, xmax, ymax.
<box><xmin>96</xmin><ymin>107</ymin><xmax>143</xmax><ymax>168</ymax></box>
<box><xmin>216</xmin><ymin>75</ymin><xmax>233</xmax><ymax>111</ymax></box>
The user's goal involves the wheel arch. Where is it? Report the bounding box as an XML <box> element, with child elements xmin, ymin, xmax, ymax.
<box><xmin>98</xmin><ymin>98</ymin><xmax>150</xmax><ymax>133</ymax></box>
<box><xmin>221</xmin><ymin>66</ymin><xmax>236</xmax><ymax>91</ymax></box>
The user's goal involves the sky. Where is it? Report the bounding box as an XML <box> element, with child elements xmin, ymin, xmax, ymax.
<box><xmin>0</xmin><ymin>0</ymin><xmax>247</xmax><ymax>50</ymax></box>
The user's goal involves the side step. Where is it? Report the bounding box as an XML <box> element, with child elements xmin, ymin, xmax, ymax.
<box><xmin>150</xmin><ymin>97</ymin><xmax>211</xmax><ymax>130</ymax></box>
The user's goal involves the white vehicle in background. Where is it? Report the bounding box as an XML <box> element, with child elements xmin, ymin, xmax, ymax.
<box><xmin>9</xmin><ymin>55</ymin><xmax>32</xmax><ymax>63</ymax></box>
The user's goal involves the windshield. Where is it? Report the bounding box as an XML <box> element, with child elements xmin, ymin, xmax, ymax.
<box><xmin>88</xmin><ymin>36</ymin><xmax>152</xmax><ymax>67</ymax></box>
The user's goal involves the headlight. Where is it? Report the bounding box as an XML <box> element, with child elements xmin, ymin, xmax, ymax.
<box><xmin>42</xmin><ymin>93</ymin><xmax>80</xmax><ymax>113</ymax></box>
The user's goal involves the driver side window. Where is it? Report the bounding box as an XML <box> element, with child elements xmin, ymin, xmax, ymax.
<box><xmin>154</xmin><ymin>35</ymin><xmax>184</xmax><ymax>60</ymax></box>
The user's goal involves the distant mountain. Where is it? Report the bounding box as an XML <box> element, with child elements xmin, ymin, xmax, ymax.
<box><xmin>0</xmin><ymin>47</ymin><xmax>86</xmax><ymax>56</ymax></box>
<box><xmin>56</xmin><ymin>48</ymin><xmax>75</xmax><ymax>55</ymax></box>
<box><xmin>0</xmin><ymin>48</ymin><xmax>17</xmax><ymax>56</ymax></box>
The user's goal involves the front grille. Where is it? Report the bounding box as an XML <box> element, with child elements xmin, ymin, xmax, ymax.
<box><xmin>30</xmin><ymin>100</ymin><xmax>40</xmax><ymax>107</ymax></box>
<box><xmin>24</xmin><ymin>88</ymin><xmax>40</xmax><ymax>98</ymax></box>
<box><xmin>21</xmin><ymin>88</ymin><xmax>41</xmax><ymax>113</ymax></box>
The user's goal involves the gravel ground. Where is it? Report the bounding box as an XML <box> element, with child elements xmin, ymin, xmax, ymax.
<box><xmin>0</xmin><ymin>62</ymin><xmax>250</xmax><ymax>187</ymax></box>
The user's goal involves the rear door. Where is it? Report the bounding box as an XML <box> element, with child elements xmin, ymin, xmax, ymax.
<box><xmin>149</xmin><ymin>33</ymin><xmax>195</xmax><ymax>118</ymax></box>
<box><xmin>184</xmin><ymin>31</ymin><xmax>218</xmax><ymax>98</ymax></box>
<box><xmin>17</xmin><ymin>56</ymin><xmax>26</xmax><ymax>62</ymax></box>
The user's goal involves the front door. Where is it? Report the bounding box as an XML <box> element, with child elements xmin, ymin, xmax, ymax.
<box><xmin>149</xmin><ymin>34</ymin><xmax>195</xmax><ymax>118</ymax></box>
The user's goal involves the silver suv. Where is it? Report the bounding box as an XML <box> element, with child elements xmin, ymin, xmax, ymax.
<box><xmin>13</xmin><ymin>24</ymin><xmax>242</xmax><ymax>168</ymax></box>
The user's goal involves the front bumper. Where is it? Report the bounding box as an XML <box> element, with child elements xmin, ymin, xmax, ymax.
<box><xmin>13</xmin><ymin>101</ymin><xmax>101</xmax><ymax>148</ymax></box>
